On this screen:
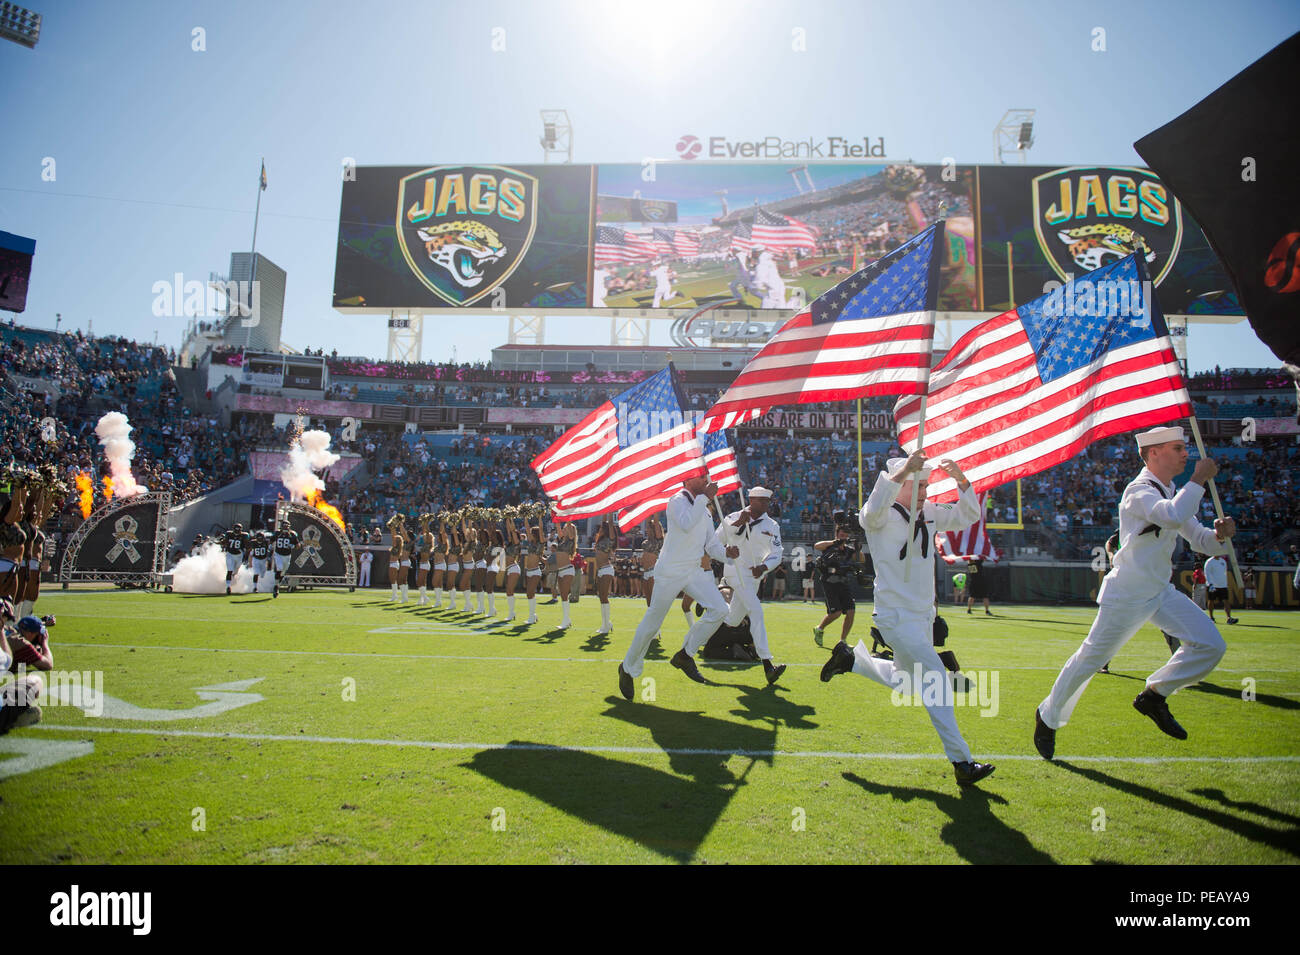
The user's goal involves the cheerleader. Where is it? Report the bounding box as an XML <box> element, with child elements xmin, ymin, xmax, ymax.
<box><xmin>443</xmin><ymin>517</ymin><xmax>461</xmax><ymax>611</ymax></box>
<box><xmin>457</xmin><ymin>513</ymin><xmax>476</xmax><ymax>614</ymax></box>
<box><xmin>468</xmin><ymin>517</ymin><xmax>487</xmax><ymax>616</ymax></box>
<box><xmin>629</xmin><ymin>547</ymin><xmax>643</xmax><ymax>600</ymax></box>
<box><xmin>415</xmin><ymin>513</ymin><xmax>434</xmax><ymax>606</ymax></box>
<box><xmin>640</xmin><ymin>516</ymin><xmax>663</xmax><ymax>607</ymax></box>
<box><xmin>386</xmin><ymin>514</ymin><xmax>410</xmax><ymax>602</ymax></box>
<box><xmin>430</xmin><ymin>515</ymin><xmax>449</xmax><ymax>609</ymax></box>
<box><xmin>593</xmin><ymin>514</ymin><xmax>616</xmax><ymax>634</ymax></box>
<box><xmin>554</xmin><ymin>521</ymin><xmax>578</xmax><ymax>629</ymax></box>
<box><xmin>481</xmin><ymin>517</ymin><xmax>502</xmax><ymax>618</ymax></box>
<box><xmin>18</xmin><ymin>468</ymin><xmax>58</xmax><ymax>618</ymax></box>
<box><xmin>502</xmin><ymin>509</ymin><xmax>523</xmax><ymax>622</ymax></box>
<box><xmin>1</xmin><ymin>469</ymin><xmax>30</xmax><ymax>604</ymax></box>
<box><xmin>522</xmin><ymin>508</ymin><xmax>545</xmax><ymax>624</ymax></box>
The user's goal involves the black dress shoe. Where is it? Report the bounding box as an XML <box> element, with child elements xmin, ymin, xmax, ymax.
<box><xmin>820</xmin><ymin>641</ymin><xmax>854</xmax><ymax>682</ymax></box>
<box><xmin>1033</xmin><ymin>707</ymin><xmax>1056</xmax><ymax>760</ymax></box>
<box><xmin>617</xmin><ymin>663</ymin><xmax>635</xmax><ymax>701</ymax></box>
<box><xmin>1133</xmin><ymin>688</ymin><xmax>1188</xmax><ymax>740</ymax></box>
<box><xmin>670</xmin><ymin>649</ymin><xmax>708</xmax><ymax>684</ymax></box>
<box><xmin>953</xmin><ymin>761</ymin><xmax>996</xmax><ymax>787</ymax></box>
<box><xmin>763</xmin><ymin>659</ymin><xmax>787</xmax><ymax>685</ymax></box>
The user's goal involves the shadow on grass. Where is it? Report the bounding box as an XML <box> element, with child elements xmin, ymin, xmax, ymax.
<box><xmin>841</xmin><ymin>771</ymin><xmax>1055</xmax><ymax>864</ymax></box>
<box><xmin>1188</xmin><ymin>788</ymin><xmax>1300</xmax><ymax>826</ymax></box>
<box><xmin>1184</xmin><ymin>681</ymin><xmax>1300</xmax><ymax>711</ymax></box>
<box><xmin>465</xmin><ymin>701</ymin><xmax>776</xmax><ymax>862</ymax></box>
<box><xmin>524</xmin><ymin>627</ymin><xmax>572</xmax><ymax>645</ymax></box>
<box><xmin>1055</xmin><ymin>762</ymin><xmax>1300</xmax><ymax>859</ymax></box>
<box><xmin>582</xmin><ymin>632</ymin><xmax>611</xmax><ymax>653</ymax></box>
<box><xmin>720</xmin><ymin>682</ymin><xmax>820</xmax><ymax>730</ymax></box>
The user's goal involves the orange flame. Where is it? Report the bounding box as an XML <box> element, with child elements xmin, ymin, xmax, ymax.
<box><xmin>305</xmin><ymin>487</ymin><xmax>346</xmax><ymax>531</ymax></box>
<box><xmin>75</xmin><ymin>472</ymin><xmax>94</xmax><ymax>519</ymax></box>
<box><xmin>101</xmin><ymin>476</ymin><xmax>115</xmax><ymax>501</ymax></box>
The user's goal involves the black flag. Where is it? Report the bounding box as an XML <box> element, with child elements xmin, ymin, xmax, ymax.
<box><xmin>1134</xmin><ymin>32</ymin><xmax>1300</xmax><ymax>378</ymax></box>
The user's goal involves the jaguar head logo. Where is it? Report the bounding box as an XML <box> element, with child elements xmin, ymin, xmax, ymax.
<box><xmin>1056</xmin><ymin>223</ymin><xmax>1157</xmax><ymax>273</ymax></box>
<box><xmin>416</xmin><ymin>220</ymin><xmax>506</xmax><ymax>289</ymax></box>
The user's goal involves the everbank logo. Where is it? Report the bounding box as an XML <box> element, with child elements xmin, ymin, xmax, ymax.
<box><xmin>675</xmin><ymin>134</ymin><xmax>886</xmax><ymax>160</ymax></box>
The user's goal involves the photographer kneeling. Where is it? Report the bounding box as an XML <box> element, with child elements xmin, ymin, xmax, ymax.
<box><xmin>811</xmin><ymin>513</ymin><xmax>870</xmax><ymax>649</ymax></box>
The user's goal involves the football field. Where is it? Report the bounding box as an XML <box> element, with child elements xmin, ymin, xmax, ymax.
<box><xmin>3</xmin><ymin>588</ymin><xmax>1298</xmax><ymax>865</ymax></box>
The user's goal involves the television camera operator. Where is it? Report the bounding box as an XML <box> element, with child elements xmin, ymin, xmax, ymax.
<box><xmin>811</xmin><ymin>511</ymin><xmax>871</xmax><ymax>649</ymax></box>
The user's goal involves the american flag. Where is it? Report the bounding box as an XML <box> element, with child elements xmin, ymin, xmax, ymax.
<box><xmin>935</xmin><ymin>494</ymin><xmax>1000</xmax><ymax>564</ymax></box>
<box><xmin>652</xmin><ymin>228</ymin><xmax>676</xmax><ymax>257</ymax></box>
<box><xmin>672</xmin><ymin>230</ymin><xmax>701</xmax><ymax>259</ymax></box>
<box><xmin>617</xmin><ymin>423</ymin><xmax>740</xmax><ymax>529</ymax></box>
<box><xmin>730</xmin><ymin>222</ymin><xmax>754</xmax><ymax>254</ymax></box>
<box><xmin>701</xmin><ymin>427</ymin><xmax>740</xmax><ymax>493</ymax></box>
<box><xmin>751</xmin><ymin>208</ymin><xmax>817</xmax><ymax>254</ymax></box>
<box><xmin>698</xmin><ymin>222</ymin><xmax>945</xmax><ymax>433</ymax></box>
<box><xmin>594</xmin><ymin>226</ymin><xmax>655</xmax><ymax>265</ymax></box>
<box><xmin>896</xmin><ymin>253</ymin><xmax>1192</xmax><ymax>502</ymax></box>
<box><xmin>532</xmin><ymin>365</ymin><xmax>706</xmax><ymax>524</ymax></box>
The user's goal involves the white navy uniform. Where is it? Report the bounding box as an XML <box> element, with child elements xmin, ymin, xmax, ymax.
<box><xmin>651</xmin><ymin>265</ymin><xmax>673</xmax><ymax>308</ymax></box>
<box><xmin>1039</xmin><ymin>466</ymin><xmax>1232</xmax><ymax>729</ymax></box>
<box><xmin>593</xmin><ymin>268</ymin><xmax>610</xmax><ymax>307</ymax></box>
<box><xmin>754</xmin><ymin>250</ymin><xmax>787</xmax><ymax>309</ymax></box>
<box><xmin>851</xmin><ymin>471</ymin><xmax>981</xmax><ymax>763</ymax></box>
<box><xmin>622</xmin><ymin>488</ymin><xmax>728</xmax><ymax>678</ymax></box>
<box><xmin>713</xmin><ymin>509</ymin><xmax>783</xmax><ymax>660</ymax></box>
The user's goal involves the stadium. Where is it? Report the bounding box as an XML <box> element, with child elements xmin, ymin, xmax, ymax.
<box><xmin>1</xmin><ymin>2</ymin><xmax>1298</xmax><ymax>898</ymax></box>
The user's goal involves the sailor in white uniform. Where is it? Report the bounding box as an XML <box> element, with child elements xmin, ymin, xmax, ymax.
<box><xmin>1034</xmin><ymin>426</ymin><xmax>1236</xmax><ymax>758</ymax></box>
<box><xmin>712</xmin><ymin>486</ymin><xmax>787</xmax><ymax>684</ymax></box>
<box><xmin>618</xmin><ymin>475</ymin><xmax>737</xmax><ymax>700</ymax></box>
<box><xmin>820</xmin><ymin>451</ymin><xmax>996</xmax><ymax>788</ymax></box>
<box><xmin>651</xmin><ymin>263</ymin><xmax>675</xmax><ymax>308</ymax></box>
<box><xmin>753</xmin><ymin>247</ymin><xmax>787</xmax><ymax>309</ymax></box>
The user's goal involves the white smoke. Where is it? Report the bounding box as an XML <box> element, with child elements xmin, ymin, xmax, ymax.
<box><xmin>280</xmin><ymin>429</ymin><xmax>340</xmax><ymax>502</ymax></box>
<box><xmin>169</xmin><ymin>542</ymin><xmax>274</xmax><ymax>594</ymax></box>
<box><xmin>94</xmin><ymin>411</ymin><xmax>148</xmax><ymax>496</ymax></box>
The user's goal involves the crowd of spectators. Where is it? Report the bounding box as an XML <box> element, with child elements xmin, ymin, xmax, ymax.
<box><xmin>8</xmin><ymin>321</ymin><xmax>1298</xmax><ymax>565</ymax></box>
<box><xmin>2</xmin><ymin>327</ymin><xmax>262</xmax><ymax>528</ymax></box>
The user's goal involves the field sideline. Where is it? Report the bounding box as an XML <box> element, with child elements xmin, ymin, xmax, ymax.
<box><xmin>2</xmin><ymin>588</ymin><xmax>1297</xmax><ymax>865</ymax></box>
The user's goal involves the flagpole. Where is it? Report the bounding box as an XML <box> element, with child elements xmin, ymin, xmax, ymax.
<box><xmin>249</xmin><ymin>158</ymin><xmax>263</xmax><ymax>327</ymax></box>
<box><xmin>902</xmin><ymin>396</ymin><xmax>927</xmax><ymax>583</ymax></box>
<box><xmin>856</xmin><ymin>397</ymin><xmax>863</xmax><ymax>511</ymax></box>
<box><xmin>1187</xmin><ymin>414</ymin><xmax>1244</xmax><ymax>589</ymax></box>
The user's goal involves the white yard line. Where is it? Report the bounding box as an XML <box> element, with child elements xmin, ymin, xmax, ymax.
<box><xmin>48</xmin><ymin>642</ymin><xmax>1300</xmax><ymax>672</ymax></box>
<box><xmin>28</xmin><ymin>724</ymin><xmax>1300</xmax><ymax>764</ymax></box>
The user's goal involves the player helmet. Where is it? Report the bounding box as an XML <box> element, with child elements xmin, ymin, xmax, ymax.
<box><xmin>233</xmin><ymin>523</ymin><xmax>243</xmax><ymax>531</ymax></box>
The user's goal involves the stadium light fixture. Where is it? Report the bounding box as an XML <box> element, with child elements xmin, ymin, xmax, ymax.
<box><xmin>539</xmin><ymin>110</ymin><xmax>573</xmax><ymax>163</ymax></box>
<box><xmin>994</xmin><ymin>108</ymin><xmax>1037</xmax><ymax>164</ymax></box>
<box><xmin>0</xmin><ymin>2</ymin><xmax>41</xmax><ymax>48</ymax></box>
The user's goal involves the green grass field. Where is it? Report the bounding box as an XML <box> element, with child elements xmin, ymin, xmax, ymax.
<box><xmin>3</xmin><ymin>588</ymin><xmax>1298</xmax><ymax>865</ymax></box>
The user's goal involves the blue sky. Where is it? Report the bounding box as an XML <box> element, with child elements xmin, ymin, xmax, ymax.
<box><xmin>2</xmin><ymin>0</ymin><xmax>1297</xmax><ymax>371</ymax></box>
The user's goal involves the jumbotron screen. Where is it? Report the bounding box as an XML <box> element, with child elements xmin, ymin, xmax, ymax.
<box><xmin>331</xmin><ymin>162</ymin><xmax>1240</xmax><ymax>317</ymax></box>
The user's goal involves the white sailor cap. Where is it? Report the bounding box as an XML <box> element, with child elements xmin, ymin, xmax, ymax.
<box><xmin>748</xmin><ymin>486</ymin><xmax>773</xmax><ymax>499</ymax></box>
<box><xmin>1135</xmin><ymin>426</ymin><xmax>1186</xmax><ymax>449</ymax></box>
<box><xmin>885</xmin><ymin>457</ymin><xmax>933</xmax><ymax>479</ymax></box>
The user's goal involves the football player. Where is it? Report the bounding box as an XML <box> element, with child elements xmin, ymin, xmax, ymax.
<box><xmin>222</xmin><ymin>523</ymin><xmax>249</xmax><ymax>595</ymax></box>
<box><xmin>272</xmin><ymin>520</ymin><xmax>300</xmax><ymax>598</ymax></box>
<box><xmin>248</xmin><ymin>528</ymin><xmax>273</xmax><ymax>594</ymax></box>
